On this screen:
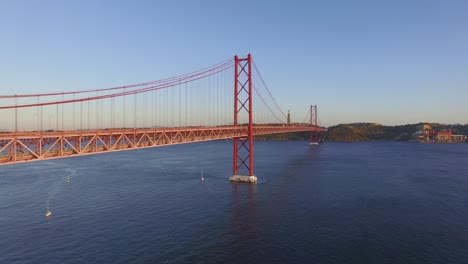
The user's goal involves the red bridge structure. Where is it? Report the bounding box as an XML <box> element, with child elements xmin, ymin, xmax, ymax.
<box><xmin>0</xmin><ymin>54</ymin><xmax>324</xmax><ymax>182</ymax></box>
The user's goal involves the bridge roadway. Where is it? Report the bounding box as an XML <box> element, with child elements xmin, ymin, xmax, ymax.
<box><xmin>0</xmin><ymin>125</ymin><xmax>324</xmax><ymax>165</ymax></box>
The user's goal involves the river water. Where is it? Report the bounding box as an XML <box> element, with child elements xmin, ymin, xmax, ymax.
<box><xmin>0</xmin><ymin>141</ymin><xmax>467</xmax><ymax>263</ymax></box>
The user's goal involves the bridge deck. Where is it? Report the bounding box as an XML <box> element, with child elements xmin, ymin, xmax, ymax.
<box><xmin>0</xmin><ymin>125</ymin><xmax>323</xmax><ymax>166</ymax></box>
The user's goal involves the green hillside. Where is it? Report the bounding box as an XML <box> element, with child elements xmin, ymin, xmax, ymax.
<box><xmin>326</xmin><ymin>123</ymin><xmax>468</xmax><ymax>141</ymax></box>
<box><xmin>254</xmin><ymin>123</ymin><xmax>468</xmax><ymax>142</ymax></box>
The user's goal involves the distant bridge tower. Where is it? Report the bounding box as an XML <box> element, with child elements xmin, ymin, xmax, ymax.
<box><xmin>287</xmin><ymin>110</ymin><xmax>291</xmax><ymax>125</ymax></box>
<box><xmin>309</xmin><ymin>105</ymin><xmax>319</xmax><ymax>145</ymax></box>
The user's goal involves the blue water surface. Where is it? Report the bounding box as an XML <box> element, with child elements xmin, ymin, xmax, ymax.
<box><xmin>0</xmin><ymin>141</ymin><xmax>467</xmax><ymax>263</ymax></box>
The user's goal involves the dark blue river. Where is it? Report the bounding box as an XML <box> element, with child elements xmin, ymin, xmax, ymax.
<box><xmin>1</xmin><ymin>141</ymin><xmax>467</xmax><ymax>263</ymax></box>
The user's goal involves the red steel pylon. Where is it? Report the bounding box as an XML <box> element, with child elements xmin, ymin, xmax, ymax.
<box><xmin>233</xmin><ymin>54</ymin><xmax>254</xmax><ymax>177</ymax></box>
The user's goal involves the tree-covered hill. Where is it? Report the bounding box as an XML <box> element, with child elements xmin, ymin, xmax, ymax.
<box><xmin>326</xmin><ymin>123</ymin><xmax>468</xmax><ymax>141</ymax></box>
<box><xmin>254</xmin><ymin>123</ymin><xmax>468</xmax><ymax>141</ymax></box>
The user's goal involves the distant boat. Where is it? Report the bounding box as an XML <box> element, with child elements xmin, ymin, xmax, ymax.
<box><xmin>66</xmin><ymin>175</ymin><xmax>70</xmax><ymax>183</ymax></box>
<box><xmin>309</xmin><ymin>142</ymin><xmax>319</xmax><ymax>146</ymax></box>
<box><xmin>45</xmin><ymin>200</ymin><xmax>52</xmax><ymax>217</ymax></box>
<box><xmin>201</xmin><ymin>168</ymin><xmax>205</xmax><ymax>181</ymax></box>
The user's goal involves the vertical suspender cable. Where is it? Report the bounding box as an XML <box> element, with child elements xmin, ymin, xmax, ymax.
<box><xmin>88</xmin><ymin>100</ymin><xmax>90</xmax><ymax>130</ymax></box>
<box><xmin>152</xmin><ymin>86</ymin><xmax>154</xmax><ymax>128</ymax></box>
<box><xmin>101</xmin><ymin>93</ymin><xmax>104</xmax><ymax>128</ymax></box>
<box><xmin>40</xmin><ymin>105</ymin><xmax>43</xmax><ymax>132</ymax></box>
<box><xmin>95</xmin><ymin>91</ymin><xmax>98</xmax><ymax>129</ymax></box>
<box><xmin>134</xmin><ymin>93</ymin><xmax>137</xmax><ymax>129</ymax></box>
<box><xmin>80</xmin><ymin>101</ymin><xmax>83</xmax><ymax>130</ymax></box>
<box><xmin>207</xmin><ymin>75</ymin><xmax>209</xmax><ymax>126</ymax></box>
<box><xmin>172</xmin><ymin>83</ymin><xmax>175</xmax><ymax>127</ymax></box>
<box><xmin>165</xmin><ymin>88</ymin><xmax>168</xmax><ymax>127</ymax></box>
<box><xmin>179</xmin><ymin>84</ymin><xmax>181</xmax><ymax>127</ymax></box>
<box><xmin>37</xmin><ymin>97</ymin><xmax>39</xmax><ymax>131</ymax></box>
<box><xmin>62</xmin><ymin>94</ymin><xmax>65</xmax><ymax>130</ymax></box>
<box><xmin>124</xmin><ymin>87</ymin><xmax>126</xmax><ymax>128</ymax></box>
<box><xmin>56</xmin><ymin>102</ymin><xmax>58</xmax><ymax>131</ymax></box>
<box><xmin>143</xmin><ymin>92</ymin><xmax>146</xmax><ymax>128</ymax></box>
<box><xmin>73</xmin><ymin>94</ymin><xmax>75</xmax><ymax>130</ymax></box>
<box><xmin>15</xmin><ymin>95</ymin><xmax>17</xmax><ymax>133</ymax></box>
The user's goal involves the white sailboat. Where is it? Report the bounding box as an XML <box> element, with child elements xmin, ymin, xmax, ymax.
<box><xmin>201</xmin><ymin>168</ymin><xmax>205</xmax><ymax>181</ymax></box>
<box><xmin>45</xmin><ymin>200</ymin><xmax>52</xmax><ymax>217</ymax></box>
<box><xmin>66</xmin><ymin>175</ymin><xmax>70</xmax><ymax>183</ymax></box>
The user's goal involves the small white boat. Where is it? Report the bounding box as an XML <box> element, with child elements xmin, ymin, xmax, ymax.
<box><xmin>66</xmin><ymin>175</ymin><xmax>70</xmax><ymax>183</ymax></box>
<box><xmin>45</xmin><ymin>200</ymin><xmax>52</xmax><ymax>217</ymax></box>
<box><xmin>201</xmin><ymin>168</ymin><xmax>205</xmax><ymax>181</ymax></box>
<box><xmin>309</xmin><ymin>142</ymin><xmax>319</xmax><ymax>146</ymax></box>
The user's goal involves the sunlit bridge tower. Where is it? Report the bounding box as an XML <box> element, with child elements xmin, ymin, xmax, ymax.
<box><xmin>230</xmin><ymin>54</ymin><xmax>257</xmax><ymax>183</ymax></box>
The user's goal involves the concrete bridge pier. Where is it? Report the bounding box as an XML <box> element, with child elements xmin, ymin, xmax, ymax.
<box><xmin>229</xmin><ymin>175</ymin><xmax>257</xmax><ymax>183</ymax></box>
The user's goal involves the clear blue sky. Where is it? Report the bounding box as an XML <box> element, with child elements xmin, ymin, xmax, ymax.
<box><xmin>1</xmin><ymin>0</ymin><xmax>467</xmax><ymax>126</ymax></box>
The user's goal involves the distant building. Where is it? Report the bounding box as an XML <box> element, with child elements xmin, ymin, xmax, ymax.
<box><xmin>437</xmin><ymin>130</ymin><xmax>452</xmax><ymax>141</ymax></box>
<box><xmin>452</xmin><ymin>135</ymin><xmax>467</xmax><ymax>141</ymax></box>
<box><xmin>422</xmin><ymin>129</ymin><xmax>466</xmax><ymax>142</ymax></box>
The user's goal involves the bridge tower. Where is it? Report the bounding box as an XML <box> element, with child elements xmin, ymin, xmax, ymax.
<box><xmin>310</xmin><ymin>105</ymin><xmax>319</xmax><ymax>145</ymax></box>
<box><xmin>230</xmin><ymin>54</ymin><xmax>257</xmax><ymax>183</ymax></box>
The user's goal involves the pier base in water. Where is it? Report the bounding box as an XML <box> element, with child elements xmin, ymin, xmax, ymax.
<box><xmin>229</xmin><ymin>175</ymin><xmax>257</xmax><ymax>183</ymax></box>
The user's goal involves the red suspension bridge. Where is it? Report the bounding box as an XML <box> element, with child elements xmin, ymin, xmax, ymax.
<box><xmin>0</xmin><ymin>54</ymin><xmax>323</xmax><ymax>182</ymax></box>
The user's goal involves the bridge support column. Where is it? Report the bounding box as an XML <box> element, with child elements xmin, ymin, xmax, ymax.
<box><xmin>230</xmin><ymin>175</ymin><xmax>257</xmax><ymax>183</ymax></box>
<box><xmin>230</xmin><ymin>54</ymin><xmax>256</xmax><ymax>183</ymax></box>
<box><xmin>309</xmin><ymin>105</ymin><xmax>319</xmax><ymax>146</ymax></box>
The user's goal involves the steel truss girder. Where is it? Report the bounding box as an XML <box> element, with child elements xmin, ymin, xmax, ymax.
<box><xmin>0</xmin><ymin>125</ymin><xmax>323</xmax><ymax>166</ymax></box>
